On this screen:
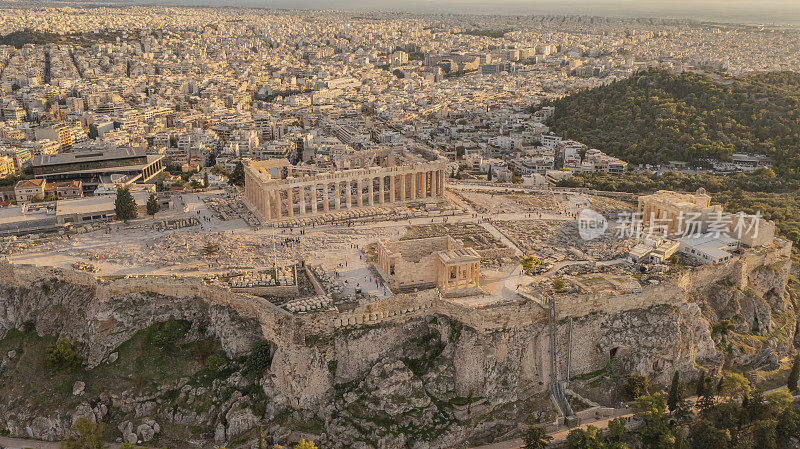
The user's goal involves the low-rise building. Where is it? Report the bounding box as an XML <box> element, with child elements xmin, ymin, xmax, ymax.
<box><xmin>14</xmin><ymin>178</ymin><xmax>46</xmax><ymax>204</ymax></box>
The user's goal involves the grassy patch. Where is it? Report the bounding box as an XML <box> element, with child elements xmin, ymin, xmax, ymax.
<box><xmin>0</xmin><ymin>320</ymin><xmax>227</xmax><ymax>420</ymax></box>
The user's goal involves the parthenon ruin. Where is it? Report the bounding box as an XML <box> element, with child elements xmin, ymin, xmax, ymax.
<box><xmin>243</xmin><ymin>149</ymin><xmax>448</xmax><ymax>222</ymax></box>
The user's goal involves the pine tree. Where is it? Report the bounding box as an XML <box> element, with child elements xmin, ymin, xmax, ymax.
<box><xmin>203</xmin><ymin>171</ymin><xmax>209</xmax><ymax>188</ymax></box>
<box><xmin>146</xmin><ymin>193</ymin><xmax>160</xmax><ymax>218</ymax></box>
<box><xmin>667</xmin><ymin>371</ymin><xmax>684</xmax><ymax>413</ymax></box>
<box><xmin>788</xmin><ymin>354</ymin><xmax>800</xmax><ymax>393</ymax></box>
<box><xmin>115</xmin><ymin>187</ymin><xmax>138</xmax><ymax>222</ymax></box>
<box><xmin>487</xmin><ymin>165</ymin><xmax>493</xmax><ymax>181</ymax></box>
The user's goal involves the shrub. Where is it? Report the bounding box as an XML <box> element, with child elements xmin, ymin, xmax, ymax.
<box><xmin>45</xmin><ymin>339</ymin><xmax>83</xmax><ymax>370</ymax></box>
<box><xmin>60</xmin><ymin>418</ymin><xmax>106</xmax><ymax>449</ymax></box>
<box><xmin>245</xmin><ymin>341</ymin><xmax>273</xmax><ymax>376</ymax></box>
<box><xmin>149</xmin><ymin>320</ymin><xmax>187</xmax><ymax>349</ymax></box>
<box><xmin>626</xmin><ymin>373</ymin><xmax>649</xmax><ymax>399</ymax></box>
<box><xmin>206</xmin><ymin>355</ymin><xmax>226</xmax><ymax>373</ymax></box>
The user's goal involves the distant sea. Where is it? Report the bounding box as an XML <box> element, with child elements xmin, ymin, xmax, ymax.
<box><xmin>116</xmin><ymin>0</ymin><xmax>800</xmax><ymax>27</ymax></box>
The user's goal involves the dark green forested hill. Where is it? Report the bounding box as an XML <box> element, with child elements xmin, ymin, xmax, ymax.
<box><xmin>544</xmin><ymin>68</ymin><xmax>800</xmax><ymax>178</ymax></box>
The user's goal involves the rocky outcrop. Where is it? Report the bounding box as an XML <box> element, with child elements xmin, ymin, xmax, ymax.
<box><xmin>0</xmin><ymin>244</ymin><xmax>794</xmax><ymax>448</ymax></box>
<box><xmin>0</xmin><ymin>276</ymin><xmax>264</xmax><ymax>367</ymax></box>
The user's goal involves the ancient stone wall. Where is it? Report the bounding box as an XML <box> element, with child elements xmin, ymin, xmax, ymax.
<box><xmin>0</xmin><ymin>241</ymin><xmax>791</xmax><ymax>413</ymax></box>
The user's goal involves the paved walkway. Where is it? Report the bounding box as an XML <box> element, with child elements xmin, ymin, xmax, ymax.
<box><xmin>0</xmin><ymin>436</ymin><xmax>124</xmax><ymax>449</ymax></box>
<box><xmin>469</xmin><ymin>410</ymin><xmax>634</xmax><ymax>449</ymax></box>
<box><xmin>0</xmin><ymin>436</ymin><xmax>61</xmax><ymax>449</ymax></box>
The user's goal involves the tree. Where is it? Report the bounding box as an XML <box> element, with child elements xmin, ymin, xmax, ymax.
<box><xmin>146</xmin><ymin>193</ymin><xmax>160</xmax><ymax>218</ymax></box>
<box><xmin>776</xmin><ymin>406</ymin><xmax>800</xmax><ymax>448</ymax></box>
<box><xmin>788</xmin><ymin>354</ymin><xmax>800</xmax><ymax>393</ymax></box>
<box><xmin>487</xmin><ymin>165</ymin><xmax>493</xmax><ymax>181</ymax></box>
<box><xmin>523</xmin><ymin>425</ymin><xmax>552</xmax><ymax>449</ymax></box>
<box><xmin>626</xmin><ymin>373</ymin><xmax>649</xmax><ymax>399</ymax></box>
<box><xmin>696</xmin><ymin>370</ymin><xmax>708</xmax><ymax>397</ymax></box>
<box><xmin>552</xmin><ymin>277</ymin><xmax>566</xmax><ymax>292</ymax></box>
<box><xmin>566</xmin><ymin>425</ymin><xmax>603</xmax><ymax>449</ymax></box>
<box><xmin>203</xmin><ymin>171</ymin><xmax>209</xmax><ymax>188</ymax></box>
<box><xmin>114</xmin><ymin>187</ymin><xmax>138</xmax><ymax>221</ymax></box>
<box><xmin>632</xmin><ymin>394</ymin><xmax>673</xmax><ymax>449</ymax></box>
<box><xmin>228</xmin><ymin>162</ymin><xmax>245</xmax><ymax>186</ymax></box>
<box><xmin>607</xmin><ymin>417</ymin><xmax>628</xmax><ymax>443</ymax></box>
<box><xmin>60</xmin><ymin>418</ymin><xmax>107</xmax><ymax>449</ymax></box>
<box><xmin>293</xmin><ymin>440</ymin><xmax>317</xmax><ymax>449</ymax></box>
<box><xmin>696</xmin><ymin>390</ymin><xmax>716</xmax><ymax>414</ymax></box>
<box><xmin>765</xmin><ymin>388</ymin><xmax>793</xmax><ymax>413</ymax></box>
<box><xmin>718</xmin><ymin>372</ymin><xmax>750</xmax><ymax>399</ymax></box>
<box><xmin>689</xmin><ymin>419</ymin><xmax>731</xmax><ymax>449</ymax></box>
<box><xmin>667</xmin><ymin>371</ymin><xmax>685</xmax><ymax>413</ymax></box>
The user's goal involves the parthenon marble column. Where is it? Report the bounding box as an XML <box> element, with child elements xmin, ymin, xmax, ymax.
<box><xmin>323</xmin><ymin>184</ymin><xmax>330</xmax><ymax>212</ymax></box>
<box><xmin>378</xmin><ymin>177</ymin><xmax>385</xmax><ymax>204</ymax></box>
<box><xmin>286</xmin><ymin>188</ymin><xmax>294</xmax><ymax>217</ymax></box>
<box><xmin>389</xmin><ymin>175</ymin><xmax>396</xmax><ymax>202</ymax></box>
<box><xmin>299</xmin><ymin>186</ymin><xmax>306</xmax><ymax>215</ymax></box>
<box><xmin>411</xmin><ymin>172</ymin><xmax>417</xmax><ymax>200</ymax></box>
<box><xmin>274</xmin><ymin>190</ymin><xmax>282</xmax><ymax>219</ymax></box>
<box><xmin>399</xmin><ymin>174</ymin><xmax>406</xmax><ymax>201</ymax></box>
<box><xmin>368</xmin><ymin>177</ymin><xmax>374</xmax><ymax>206</ymax></box>
<box><xmin>263</xmin><ymin>191</ymin><xmax>272</xmax><ymax>221</ymax></box>
<box><xmin>334</xmin><ymin>182</ymin><xmax>342</xmax><ymax>210</ymax></box>
<box><xmin>357</xmin><ymin>179</ymin><xmax>363</xmax><ymax>207</ymax></box>
<box><xmin>346</xmin><ymin>180</ymin><xmax>352</xmax><ymax>209</ymax></box>
<box><xmin>311</xmin><ymin>185</ymin><xmax>318</xmax><ymax>213</ymax></box>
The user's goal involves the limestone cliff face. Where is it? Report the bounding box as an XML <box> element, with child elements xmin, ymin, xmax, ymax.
<box><xmin>567</xmin><ymin>303</ymin><xmax>720</xmax><ymax>387</ymax></box>
<box><xmin>317</xmin><ymin>302</ymin><xmax>720</xmax><ymax>448</ymax></box>
<box><xmin>0</xmin><ymin>277</ymin><xmax>263</xmax><ymax>367</ymax></box>
<box><xmin>0</xmin><ymin>244</ymin><xmax>794</xmax><ymax>448</ymax></box>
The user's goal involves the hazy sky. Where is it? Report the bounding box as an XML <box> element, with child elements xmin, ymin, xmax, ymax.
<box><xmin>133</xmin><ymin>0</ymin><xmax>800</xmax><ymax>25</ymax></box>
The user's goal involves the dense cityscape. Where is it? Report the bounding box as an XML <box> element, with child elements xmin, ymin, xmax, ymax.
<box><xmin>1</xmin><ymin>2</ymin><xmax>800</xmax><ymax>449</ymax></box>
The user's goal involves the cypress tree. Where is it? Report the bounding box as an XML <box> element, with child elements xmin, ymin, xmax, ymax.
<box><xmin>788</xmin><ymin>354</ymin><xmax>800</xmax><ymax>393</ymax></box>
<box><xmin>696</xmin><ymin>370</ymin><xmax>707</xmax><ymax>397</ymax></box>
<box><xmin>146</xmin><ymin>193</ymin><xmax>160</xmax><ymax>217</ymax></box>
<box><xmin>668</xmin><ymin>371</ymin><xmax>684</xmax><ymax>413</ymax></box>
<box><xmin>115</xmin><ymin>187</ymin><xmax>138</xmax><ymax>222</ymax></box>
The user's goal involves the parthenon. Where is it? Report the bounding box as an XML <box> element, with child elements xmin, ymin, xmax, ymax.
<box><xmin>243</xmin><ymin>149</ymin><xmax>448</xmax><ymax>223</ymax></box>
